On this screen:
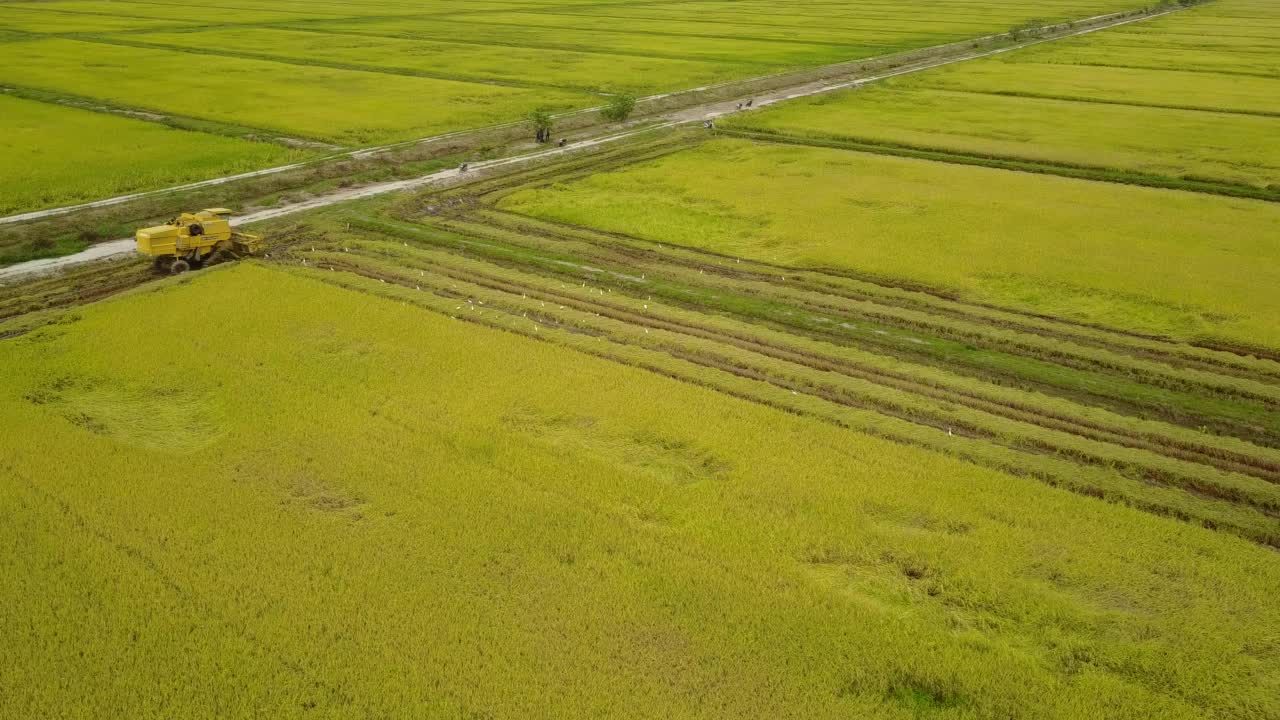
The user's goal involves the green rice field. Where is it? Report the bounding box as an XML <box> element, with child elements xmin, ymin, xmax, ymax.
<box><xmin>499</xmin><ymin>138</ymin><xmax>1280</xmax><ymax>350</ymax></box>
<box><xmin>117</xmin><ymin>27</ymin><xmax>755</xmax><ymax>94</ymax></box>
<box><xmin>0</xmin><ymin>39</ymin><xmax>591</xmax><ymax>146</ymax></box>
<box><xmin>0</xmin><ymin>0</ymin><xmax>1144</xmax><ymax>217</ymax></box>
<box><xmin>0</xmin><ymin>94</ymin><xmax>308</xmax><ymax>217</ymax></box>
<box><xmin>725</xmin><ymin>0</ymin><xmax>1280</xmax><ymax>189</ymax></box>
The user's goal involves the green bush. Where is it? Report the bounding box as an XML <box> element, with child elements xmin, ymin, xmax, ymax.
<box><xmin>600</xmin><ymin>93</ymin><xmax>637</xmax><ymax>123</ymax></box>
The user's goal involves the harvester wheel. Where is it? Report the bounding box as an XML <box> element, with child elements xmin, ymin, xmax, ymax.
<box><xmin>170</xmin><ymin>259</ymin><xmax>190</xmax><ymax>275</ymax></box>
<box><xmin>153</xmin><ymin>256</ymin><xmax>174</xmax><ymax>273</ymax></box>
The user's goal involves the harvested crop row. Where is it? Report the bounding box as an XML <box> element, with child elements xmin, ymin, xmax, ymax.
<box><xmin>324</xmin><ymin>232</ymin><xmax>1280</xmax><ymax>503</ymax></box>
<box><xmin>282</xmin><ymin>224</ymin><xmax>1280</xmax><ymax>527</ymax></box>
<box><xmin>337</xmin><ymin>226</ymin><xmax>1280</xmax><ymax>489</ymax></box>
<box><xmin>458</xmin><ymin>210</ymin><xmax>1280</xmax><ymax>404</ymax></box>
<box><xmin>280</xmin><ymin>247</ymin><xmax>1280</xmax><ymax>547</ymax></box>
<box><xmin>0</xmin><ymin>259</ymin><xmax>153</xmax><ymax>322</ymax></box>
<box><xmin>493</xmin><ymin>138</ymin><xmax>1280</xmax><ymax>356</ymax></box>
<box><xmin>403</xmin><ymin>211</ymin><xmax>1280</xmax><ymax>443</ymax></box>
<box><xmin>452</xmin><ymin>186</ymin><xmax>1280</xmax><ymax>387</ymax></box>
<box><xmin>336</xmin><ymin>216</ymin><xmax>1280</xmax><ymax>482</ymax></box>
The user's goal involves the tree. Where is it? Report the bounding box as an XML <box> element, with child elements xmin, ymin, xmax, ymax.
<box><xmin>600</xmin><ymin>94</ymin><xmax>637</xmax><ymax>123</ymax></box>
<box><xmin>528</xmin><ymin>107</ymin><xmax>553</xmax><ymax>143</ymax></box>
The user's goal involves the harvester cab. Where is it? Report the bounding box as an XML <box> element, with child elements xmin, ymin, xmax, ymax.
<box><xmin>136</xmin><ymin>208</ymin><xmax>262</xmax><ymax>274</ymax></box>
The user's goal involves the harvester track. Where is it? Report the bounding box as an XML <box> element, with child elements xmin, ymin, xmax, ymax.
<box><xmin>257</xmin><ymin>204</ymin><xmax>1280</xmax><ymax>549</ymax></box>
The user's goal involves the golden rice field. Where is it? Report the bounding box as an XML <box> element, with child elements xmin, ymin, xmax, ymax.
<box><xmin>5</xmin><ymin>0</ymin><xmax>1280</xmax><ymax>716</ymax></box>
<box><xmin>3</xmin><ymin>260</ymin><xmax>1278</xmax><ymax>718</ymax></box>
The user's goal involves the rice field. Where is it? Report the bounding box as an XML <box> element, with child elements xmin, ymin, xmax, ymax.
<box><xmin>724</xmin><ymin>0</ymin><xmax>1280</xmax><ymax>190</ymax></box>
<box><xmin>0</xmin><ymin>0</ymin><xmax>343</xmax><ymax>24</ymax></box>
<box><xmin>7</xmin><ymin>0</ymin><xmax>1280</xmax><ymax>715</ymax></box>
<box><xmin>0</xmin><ymin>39</ymin><xmax>591</xmax><ymax>146</ymax></box>
<box><xmin>120</xmin><ymin>27</ymin><xmax>755</xmax><ymax>95</ymax></box>
<box><xmin>295</xmin><ymin>15</ymin><xmax>865</xmax><ymax>66</ymax></box>
<box><xmin>3</xmin><ymin>259</ymin><xmax>1278</xmax><ymax>718</ymax></box>
<box><xmin>913</xmin><ymin>62</ymin><xmax>1280</xmax><ymax>115</ymax></box>
<box><xmin>498</xmin><ymin>137</ymin><xmax>1280</xmax><ymax>351</ymax></box>
<box><xmin>0</xmin><ymin>6</ymin><xmax>197</xmax><ymax>32</ymax></box>
<box><xmin>0</xmin><ymin>0</ymin><xmax>1144</xmax><ymax>218</ymax></box>
<box><xmin>0</xmin><ymin>94</ymin><xmax>308</xmax><ymax>217</ymax></box>
<box><xmin>725</xmin><ymin>87</ymin><xmax>1280</xmax><ymax>189</ymax></box>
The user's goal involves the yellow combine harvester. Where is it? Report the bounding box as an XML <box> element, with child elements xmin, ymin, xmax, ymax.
<box><xmin>136</xmin><ymin>208</ymin><xmax>262</xmax><ymax>273</ymax></box>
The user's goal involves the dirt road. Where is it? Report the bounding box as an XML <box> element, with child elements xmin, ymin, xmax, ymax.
<box><xmin>0</xmin><ymin>6</ymin><xmax>1180</xmax><ymax>284</ymax></box>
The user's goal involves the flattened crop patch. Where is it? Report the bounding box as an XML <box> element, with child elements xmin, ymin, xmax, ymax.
<box><xmin>503</xmin><ymin>409</ymin><xmax>732</xmax><ymax>485</ymax></box>
<box><xmin>24</xmin><ymin>376</ymin><xmax>223</xmax><ymax>451</ymax></box>
<box><xmin>287</xmin><ymin>475</ymin><xmax>366</xmax><ymax>517</ymax></box>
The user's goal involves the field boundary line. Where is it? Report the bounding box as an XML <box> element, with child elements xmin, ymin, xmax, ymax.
<box><xmin>0</xmin><ymin>82</ymin><xmax>341</xmax><ymax>151</ymax></box>
<box><xmin>70</xmin><ymin>34</ymin><xmax>593</xmax><ymax>93</ymax></box>
<box><xmin>713</xmin><ymin>128</ymin><xmax>1280</xmax><ymax>202</ymax></box>
<box><xmin>919</xmin><ymin>87</ymin><xmax>1280</xmax><ymax>118</ymax></box>
<box><xmin>1025</xmin><ymin>58</ymin><xmax>1280</xmax><ymax>81</ymax></box>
